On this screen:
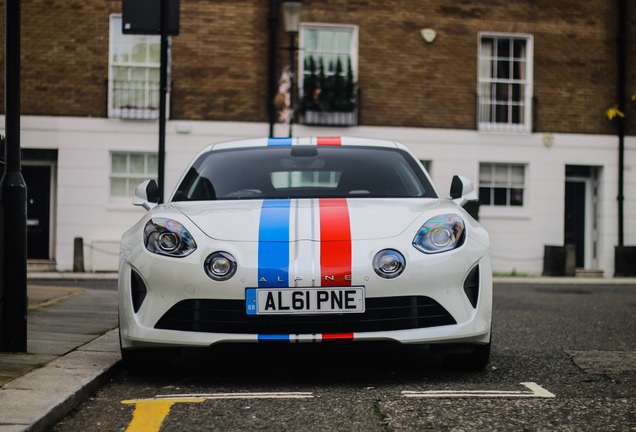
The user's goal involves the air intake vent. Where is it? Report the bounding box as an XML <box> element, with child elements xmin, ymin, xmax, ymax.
<box><xmin>130</xmin><ymin>269</ymin><xmax>148</xmax><ymax>313</ymax></box>
<box><xmin>155</xmin><ymin>296</ymin><xmax>456</xmax><ymax>334</ymax></box>
<box><xmin>463</xmin><ymin>265</ymin><xmax>480</xmax><ymax>308</ymax></box>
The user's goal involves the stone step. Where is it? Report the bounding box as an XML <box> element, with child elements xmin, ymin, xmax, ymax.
<box><xmin>575</xmin><ymin>268</ymin><xmax>604</xmax><ymax>278</ymax></box>
<box><xmin>27</xmin><ymin>259</ymin><xmax>57</xmax><ymax>272</ymax></box>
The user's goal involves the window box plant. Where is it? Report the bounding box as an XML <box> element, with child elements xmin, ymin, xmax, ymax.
<box><xmin>299</xmin><ymin>56</ymin><xmax>358</xmax><ymax>126</ymax></box>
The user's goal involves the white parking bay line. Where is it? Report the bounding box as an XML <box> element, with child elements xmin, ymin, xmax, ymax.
<box><xmin>155</xmin><ymin>392</ymin><xmax>314</xmax><ymax>400</ymax></box>
<box><xmin>519</xmin><ymin>382</ymin><xmax>556</xmax><ymax>398</ymax></box>
<box><xmin>402</xmin><ymin>382</ymin><xmax>555</xmax><ymax>399</ymax></box>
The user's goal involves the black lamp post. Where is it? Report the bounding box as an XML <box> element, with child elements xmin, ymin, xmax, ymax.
<box><xmin>1</xmin><ymin>0</ymin><xmax>27</xmax><ymax>352</ymax></box>
<box><xmin>281</xmin><ymin>0</ymin><xmax>302</xmax><ymax>137</ymax></box>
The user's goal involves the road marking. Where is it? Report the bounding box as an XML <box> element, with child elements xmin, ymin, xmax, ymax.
<box><xmin>122</xmin><ymin>398</ymin><xmax>206</xmax><ymax>432</ymax></box>
<box><xmin>121</xmin><ymin>385</ymin><xmax>554</xmax><ymax>432</ymax></box>
<box><xmin>122</xmin><ymin>392</ymin><xmax>314</xmax><ymax>432</ymax></box>
<box><xmin>155</xmin><ymin>392</ymin><xmax>315</xmax><ymax>400</ymax></box>
<box><xmin>402</xmin><ymin>382</ymin><xmax>555</xmax><ymax>399</ymax></box>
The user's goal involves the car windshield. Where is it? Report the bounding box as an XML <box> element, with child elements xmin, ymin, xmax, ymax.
<box><xmin>172</xmin><ymin>145</ymin><xmax>437</xmax><ymax>201</ymax></box>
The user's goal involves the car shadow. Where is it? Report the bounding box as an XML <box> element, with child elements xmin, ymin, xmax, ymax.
<box><xmin>124</xmin><ymin>342</ymin><xmax>491</xmax><ymax>387</ymax></box>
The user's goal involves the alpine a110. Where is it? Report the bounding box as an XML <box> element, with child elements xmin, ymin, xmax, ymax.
<box><xmin>118</xmin><ymin>136</ymin><xmax>492</xmax><ymax>370</ymax></box>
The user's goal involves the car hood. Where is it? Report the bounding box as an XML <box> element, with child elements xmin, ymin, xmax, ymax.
<box><xmin>171</xmin><ymin>198</ymin><xmax>443</xmax><ymax>242</ymax></box>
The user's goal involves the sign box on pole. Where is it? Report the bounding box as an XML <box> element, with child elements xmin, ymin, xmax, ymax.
<box><xmin>122</xmin><ymin>0</ymin><xmax>180</xmax><ymax>35</ymax></box>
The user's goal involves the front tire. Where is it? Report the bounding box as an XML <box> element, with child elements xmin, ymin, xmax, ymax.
<box><xmin>120</xmin><ymin>347</ymin><xmax>150</xmax><ymax>375</ymax></box>
<box><xmin>441</xmin><ymin>342</ymin><xmax>491</xmax><ymax>370</ymax></box>
<box><xmin>119</xmin><ymin>319</ymin><xmax>176</xmax><ymax>374</ymax></box>
<box><xmin>120</xmin><ymin>346</ymin><xmax>179</xmax><ymax>374</ymax></box>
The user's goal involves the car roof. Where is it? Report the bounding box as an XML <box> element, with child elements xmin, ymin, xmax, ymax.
<box><xmin>202</xmin><ymin>137</ymin><xmax>404</xmax><ymax>153</ymax></box>
<box><xmin>170</xmin><ymin>137</ymin><xmax>439</xmax><ymax>200</ymax></box>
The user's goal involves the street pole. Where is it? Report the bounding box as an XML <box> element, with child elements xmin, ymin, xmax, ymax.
<box><xmin>616</xmin><ymin>0</ymin><xmax>626</xmax><ymax>248</ymax></box>
<box><xmin>0</xmin><ymin>0</ymin><xmax>28</xmax><ymax>352</ymax></box>
<box><xmin>267</xmin><ymin>0</ymin><xmax>279</xmax><ymax>138</ymax></box>
<box><xmin>288</xmin><ymin>33</ymin><xmax>296</xmax><ymax>138</ymax></box>
<box><xmin>157</xmin><ymin>0</ymin><xmax>169</xmax><ymax>203</ymax></box>
<box><xmin>281</xmin><ymin>0</ymin><xmax>302</xmax><ymax>138</ymax></box>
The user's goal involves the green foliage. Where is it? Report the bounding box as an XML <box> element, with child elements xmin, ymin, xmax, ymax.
<box><xmin>301</xmin><ymin>56</ymin><xmax>319</xmax><ymax>112</ymax></box>
<box><xmin>301</xmin><ymin>56</ymin><xmax>357</xmax><ymax>113</ymax></box>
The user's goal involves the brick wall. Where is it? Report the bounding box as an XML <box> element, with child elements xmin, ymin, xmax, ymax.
<box><xmin>0</xmin><ymin>0</ymin><xmax>633</xmax><ymax>135</ymax></box>
<box><xmin>11</xmin><ymin>0</ymin><xmax>116</xmax><ymax>117</ymax></box>
<box><xmin>170</xmin><ymin>0</ymin><xmax>270</xmax><ymax>122</ymax></box>
<box><xmin>0</xmin><ymin>0</ymin><xmax>272</xmax><ymax>122</ymax></box>
<box><xmin>301</xmin><ymin>0</ymin><xmax>633</xmax><ymax>134</ymax></box>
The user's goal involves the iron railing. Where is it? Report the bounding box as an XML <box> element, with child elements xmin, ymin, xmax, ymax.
<box><xmin>298</xmin><ymin>88</ymin><xmax>361</xmax><ymax>127</ymax></box>
<box><xmin>109</xmin><ymin>81</ymin><xmax>160</xmax><ymax>120</ymax></box>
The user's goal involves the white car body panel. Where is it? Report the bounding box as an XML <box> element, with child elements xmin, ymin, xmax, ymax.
<box><xmin>119</xmin><ymin>137</ymin><xmax>491</xmax><ymax>358</ymax></box>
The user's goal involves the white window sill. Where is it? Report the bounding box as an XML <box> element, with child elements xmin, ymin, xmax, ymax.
<box><xmin>477</xmin><ymin>123</ymin><xmax>532</xmax><ymax>134</ymax></box>
<box><xmin>478</xmin><ymin>207</ymin><xmax>531</xmax><ymax>220</ymax></box>
<box><xmin>107</xmin><ymin>199</ymin><xmax>147</xmax><ymax>212</ymax></box>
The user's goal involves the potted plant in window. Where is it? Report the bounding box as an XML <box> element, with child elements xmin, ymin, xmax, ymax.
<box><xmin>300</xmin><ymin>57</ymin><xmax>357</xmax><ymax>126</ymax></box>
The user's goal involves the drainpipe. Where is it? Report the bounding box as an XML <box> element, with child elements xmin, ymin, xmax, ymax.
<box><xmin>617</xmin><ymin>0</ymin><xmax>626</xmax><ymax>248</ymax></box>
<box><xmin>267</xmin><ymin>0</ymin><xmax>279</xmax><ymax>138</ymax></box>
<box><xmin>157</xmin><ymin>0</ymin><xmax>169</xmax><ymax>203</ymax></box>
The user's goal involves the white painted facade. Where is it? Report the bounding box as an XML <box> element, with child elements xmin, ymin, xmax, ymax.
<box><xmin>10</xmin><ymin>115</ymin><xmax>636</xmax><ymax>276</ymax></box>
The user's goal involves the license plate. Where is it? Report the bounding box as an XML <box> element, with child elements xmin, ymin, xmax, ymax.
<box><xmin>246</xmin><ymin>287</ymin><xmax>365</xmax><ymax>315</ymax></box>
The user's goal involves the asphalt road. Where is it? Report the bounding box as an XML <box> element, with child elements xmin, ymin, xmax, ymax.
<box><xmin>52</xmin><ymin>282</ymin><xmax>636</xmax><ymax>431</ymax></box>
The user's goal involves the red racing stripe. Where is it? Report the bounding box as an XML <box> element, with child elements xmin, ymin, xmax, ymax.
<box><xmin>319</xmin><ymin>198</ymin><xmax>352</xmax><ymax>287</ymax></box>
<box><xmin>322</xmin><ymin>333</ymin><xmax>354</xmax><ymax>341</ymax></box>
<box><xmin>317</xmin><ymin>137</ymin><xmax>341</xmax><ymax>146</ymax></box>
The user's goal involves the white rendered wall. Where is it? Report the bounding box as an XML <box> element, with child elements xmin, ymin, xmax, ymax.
<box><xmin>11</xmin><ymin>116</ymin><xmax>636</xmax><ymax>276</ymax></box>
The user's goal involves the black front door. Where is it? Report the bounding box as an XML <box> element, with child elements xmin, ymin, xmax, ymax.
<box><xmin>22</xmin><ymin>165</ymin><xmax>51</xmax><ymax>259</ymax></box>
<box><xmin>564</xmin><ymin>181</ymin><xmax>585</xmax><ymax>268</ymax></box>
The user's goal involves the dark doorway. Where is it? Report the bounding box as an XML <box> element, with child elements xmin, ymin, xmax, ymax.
<box><xmin>565</xmin><ymin>165</ymin><xmax>601</xmax><ymax>270</ymax></box>
<box><xmin>564</xmin><ymin>181</ymin><xmax>585</xmax><ymax>268</ymax></box>
<box><xmin>22</xmin><ymin>165</ymin><xmax>51</xmax><ymax>259</ymax></box>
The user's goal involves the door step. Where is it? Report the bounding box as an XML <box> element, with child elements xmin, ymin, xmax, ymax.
<box><xmin>575</xmin><ymin>268</ymin><xmax>604</xmax><ymax>278</ymax></box>
<box><xmin>27</xmin><ymin>259</ymin><xmax>57</xmax><ymax>272</ymax></box>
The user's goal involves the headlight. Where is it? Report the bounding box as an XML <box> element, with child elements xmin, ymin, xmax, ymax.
<box><xmin>204</xmin><ymin>252</ymin><xmax>237</xmax><ymax>281</ymax></box>
<box><xmin>373</xmin><ymin>249</ymin><xmax>406</xmax><ymax>279</ymax></box>
<box><xmin>413</xmin><ymin>214</ymin><xmax>465</xmax><ymax>254</ymax></box>
<box><xmin>144</xmin><ymin>218</ymin><xmax>197</xmax><ymax>257</ymax></box>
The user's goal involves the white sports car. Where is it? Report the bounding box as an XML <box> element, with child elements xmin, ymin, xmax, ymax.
<box><xmin>118</xmin><ymin>137</ymin><xmax>492</xmax><ymax>370</ymax></box>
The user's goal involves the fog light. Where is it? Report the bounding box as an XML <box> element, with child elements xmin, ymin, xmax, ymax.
<box><xmin>373</xmin><ymin>249</ymin><xmax>405</xmax><ymax>279</ymax></box>
<box><xmin>204</xmin><ymin>252</ymin><xmax>237</xmax><ymax>281</ymax></box>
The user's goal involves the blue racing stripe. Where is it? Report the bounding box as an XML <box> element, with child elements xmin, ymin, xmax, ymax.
<box><xmin>258</xmin><ymin>334</ymin><xmax>290</xmax><ymax>342</ymax></box>
<box><xmin>267</xmin><ymin>137</ymin><xmax>292</xmax><ymax>146</ymax></box>
<box><xmin>258</xmin><ymin>199</ymin><xmax>291</xmax><ymax>287</ymax></box>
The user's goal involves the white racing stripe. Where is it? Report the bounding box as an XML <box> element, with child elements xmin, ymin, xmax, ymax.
<box><xmin>402</xmin><ymin>382</ymin><xmax>555</xmax><ymax>399</ymax></box>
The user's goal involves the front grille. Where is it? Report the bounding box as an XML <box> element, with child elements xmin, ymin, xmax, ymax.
<box><xmin>154</xmin><ymin>296</ymin><xmax>456</xmax><ymax>334</ymax></box>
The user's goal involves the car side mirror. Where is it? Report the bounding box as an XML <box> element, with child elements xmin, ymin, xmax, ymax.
<box><xmin>450</xmin><ymin>175</ymin><xmax>478</xmax><ymax>207</ymax></box>
<box><xmin>133</xmin><ymin>179</ymin><xmax>160</xmax><ymax>210</ymax></box>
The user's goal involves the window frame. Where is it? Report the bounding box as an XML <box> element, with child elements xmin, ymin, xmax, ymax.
<box><xmin>108</xmin><ymin>14</ymin><xmax>168</xmax><ymax>120</ymax></box>
<box><xmin>477</xmin><ymin>32</ymin><xmax>534</xmax><ymax>133</ymax></box>
<box><xmin>297</xmin><ymin>22</ymin><xmax>359</xmax><ymax>125</ymax></box>
<box><xmin>478</xmin><ymin>162</ymin><xmax>526</xmax><ymax>208</ymax></box>
<box><xmin>110</xmin><ymin>152</ymin><xmax>158</xmax><ymax>199</ymax></box>
<box><xmin>298</xmin><ymin>23</ymin><xmax>359</xmax><ymax>86</ymax></box>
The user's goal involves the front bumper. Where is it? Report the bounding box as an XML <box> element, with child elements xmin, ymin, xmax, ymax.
<box><xmin>118</xmin><ymin>254</ymin><xmax>492</xmax><ymax>350</ymax></box>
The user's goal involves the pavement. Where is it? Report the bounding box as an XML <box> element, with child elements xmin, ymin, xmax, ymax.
<box><xmin>0</xmin><ymin>273</ymin><xmax>119</xmax><ymax>432</ymax></box>
<box><xmin>0</xmin><ymin>272</ymin><xmax>634</xmax><ymax>432</ymax></box>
